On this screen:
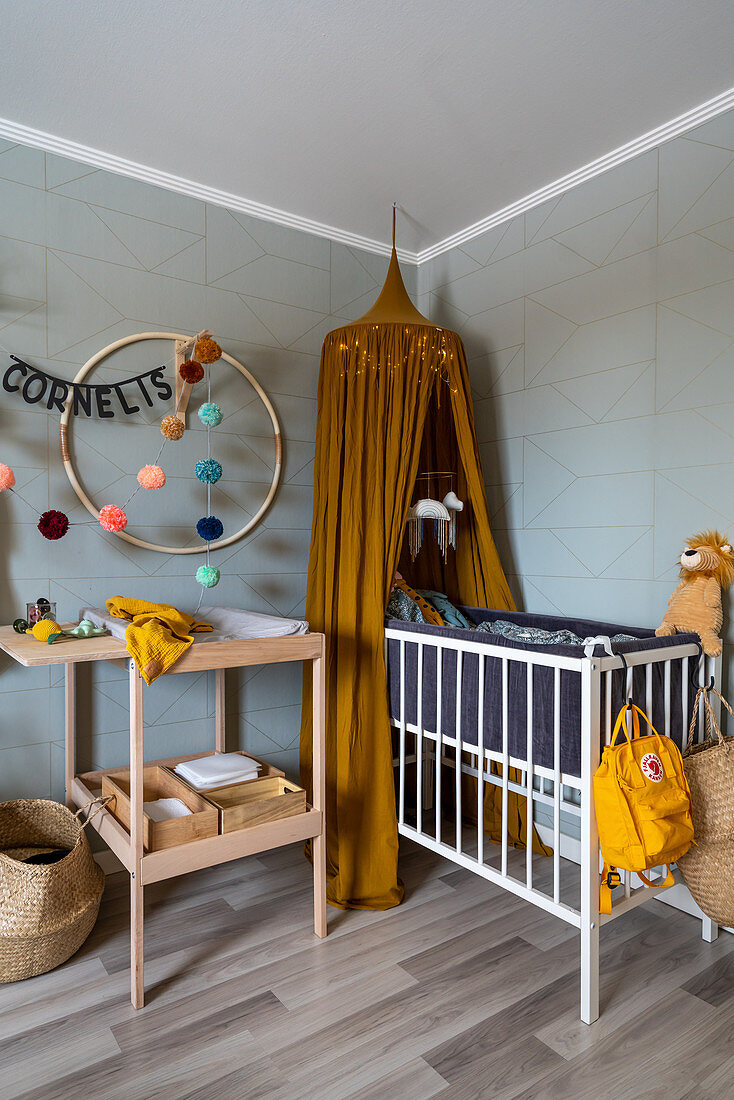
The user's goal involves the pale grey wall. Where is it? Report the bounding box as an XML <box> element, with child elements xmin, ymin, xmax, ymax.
<box><xmin>419</xmin><ymin>108</ymin><xmax>734</xmax><ymax>684</ymax></box>
<box><xmin>0</xmin><ymin>143</ymin><xmax>415</xmax><ymax>798</ymax></box>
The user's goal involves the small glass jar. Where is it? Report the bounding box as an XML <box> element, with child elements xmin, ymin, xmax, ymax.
<box><xmin>26</xmin><ymin>601</ymin><xmax>57</xmax><ymax>625</ymax></box>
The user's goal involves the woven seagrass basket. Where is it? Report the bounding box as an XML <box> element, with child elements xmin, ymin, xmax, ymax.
<box><xmin>677</xmin><ymin>686</ymin><xmax>734</xmax><ymax>927</ymax></box>
<box><xmin>0</xmin><ymin>799</ymin><xmax>105</xmax><ymax>983</ymax></box>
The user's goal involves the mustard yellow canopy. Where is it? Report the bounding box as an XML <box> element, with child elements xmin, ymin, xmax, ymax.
<box><xmin>300</xmin><ymin>311</ymin><xmax>526</xmax><ymax>910</ymax></box>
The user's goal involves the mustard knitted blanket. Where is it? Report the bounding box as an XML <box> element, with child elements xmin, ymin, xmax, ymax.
<box><xmin>106</xmin><ymin>597</ymin><xmax>212</xmax><ymax>684</ymax></box>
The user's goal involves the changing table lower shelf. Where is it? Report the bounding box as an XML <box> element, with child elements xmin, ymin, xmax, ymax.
<box><xmin>71</xmin><ymin>755</ymin><xmax>323</xmax><ymax>886</ymax></box>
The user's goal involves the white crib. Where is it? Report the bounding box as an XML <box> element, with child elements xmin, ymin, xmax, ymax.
<box><xmin>386</xmin><ymin>621</ymin><xmax>720</xmax><ymax>1024</ymax></box>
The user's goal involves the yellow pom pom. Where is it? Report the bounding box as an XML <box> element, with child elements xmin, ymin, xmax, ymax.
<box><xmin>26</xmin><ymin>619</ymin><xmax>62</xmax><ymax>641</ymax></box>
<box><xmin>195</xmin><ymin>337</ymin><xmax>221</xmax><ymax>364</ymax></box>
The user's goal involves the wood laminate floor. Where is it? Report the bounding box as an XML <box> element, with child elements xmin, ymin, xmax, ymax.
<box><xmin>1</xmin><ymin>840</ymin><xmax>733</xmax><ymax>1100</ymax></box>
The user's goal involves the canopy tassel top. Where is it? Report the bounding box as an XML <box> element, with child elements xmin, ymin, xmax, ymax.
<box><xmin>300</xmin><ymin>209</ymin><xmax>525</xmax><ymax>912</ymax></box>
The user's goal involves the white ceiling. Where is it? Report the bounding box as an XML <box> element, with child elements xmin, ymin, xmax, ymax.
<box><xmin>1</xmin><ymin>0</ymin><xmax>734</xmax><ymax>255</ymax></box>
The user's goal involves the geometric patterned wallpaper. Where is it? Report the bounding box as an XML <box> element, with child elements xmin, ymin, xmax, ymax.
<box><xmin>419</xmin><ymin>107</ymin><xmax>734</xmax><ymax>688</ymax></box>
<box><xmin>2</xmin><ymin>106</ymin><xmax>733</xmax><ymax>804</ymax></box>
<box><xmin>0</xmin><ymin>142</ymin><xmax>415</xmax><ymax>800</ymax></box>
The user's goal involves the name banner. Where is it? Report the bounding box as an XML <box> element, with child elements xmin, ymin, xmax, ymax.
<box><xmin>3</xmin><ymin>356</ymin><xmax>173</xmax><ymax>418</ymax></box>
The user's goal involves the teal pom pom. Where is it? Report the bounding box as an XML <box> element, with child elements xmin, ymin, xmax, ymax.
<box><xmin>198</xmin><ymin>402</ymin><xmax>222</xmax><ymax>428</ymax></box>
<box><xmin>196</xmin><ymin>565</ymin><xmax>220</xmax><ymax>588</ymax></box>
<box><xmin>197</xmin><ymin>515</ymin><xmax>223</xmax><ymax>540</ymax></box>
<box><xmin>195</xmin><ymin>458</ymin><xmax>222</xmax><ymax>484</ymax></box>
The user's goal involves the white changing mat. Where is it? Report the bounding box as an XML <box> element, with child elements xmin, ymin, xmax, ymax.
<box><xmin>174</xmin><ymin>753</ymin><xmax>260</xmax><ymax>790</ymax></box>
<box><xmin>80</xmin><ymin>605</ymin><xmax>309</xmax><ymax>643</ymax></box>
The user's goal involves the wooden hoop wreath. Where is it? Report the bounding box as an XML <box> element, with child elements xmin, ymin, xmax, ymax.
<box><xmin>59</xmin><ymin>331</ymin><xmax>282</xmax><ymax>555</ymax></box>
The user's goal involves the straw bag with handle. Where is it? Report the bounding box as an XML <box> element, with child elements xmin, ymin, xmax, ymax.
<box><xmin>677</xmin><ymin>685</ymin><xmax>734</xmax><ymax>926</ymax></box>
<box><xmin>0</xmin><ymin>797</ymin><xmax>107</xmax><ymax>982</ymax></box>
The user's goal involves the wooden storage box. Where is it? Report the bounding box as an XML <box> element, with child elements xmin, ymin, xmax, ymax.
<box><xmin>102</xmin><ymin>765</ymin><xmax>219</xmax><ymax>852</ymax></box>
<box><xmin>204</xmin><ymin>776</ymin><xmax>307</xmax><ymax>833</ymax></box>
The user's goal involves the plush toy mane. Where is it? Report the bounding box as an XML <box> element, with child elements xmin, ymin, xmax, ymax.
<box><xmin>679</xmin><ymin>529</ymin><xmax>734</xmax><ymax>588</ymax></box>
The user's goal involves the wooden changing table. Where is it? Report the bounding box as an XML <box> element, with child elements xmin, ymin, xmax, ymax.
<box><xmin>0</xmin><ymin>625</ymin><xmax>326</xmax><ymax>1008</ymax></box>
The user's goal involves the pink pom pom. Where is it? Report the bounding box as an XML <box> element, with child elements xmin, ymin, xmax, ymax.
<box><xmin>137</xmin><ymin>465</ymin><xmax>166</xmax><ymax>490</ymax></box>
<box><xmin>99</xmin><ymin>504</ymin><xmax>127</xmax><ymax>533</ymax></box>
<box><xmin>0</xmin><ymin>463</ymin><xmax>16</xmax><ymax>491</ymax></box>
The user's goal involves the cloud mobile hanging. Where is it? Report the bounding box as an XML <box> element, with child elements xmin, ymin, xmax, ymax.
<box><xmin>3</xmin><ymin>355</ymin><xmax>173</xmax><ymax>417</ymax></box>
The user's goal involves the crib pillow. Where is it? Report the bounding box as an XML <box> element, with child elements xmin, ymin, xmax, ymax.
<box><xmin>386</xmin><ymin>579</ymin><xmax>444</xmax><ymax>625</ymax></box>
<box><xmin>418</xmin><ymin>591</ymin><xmax>475</xmax><ymax>630</ymax></box>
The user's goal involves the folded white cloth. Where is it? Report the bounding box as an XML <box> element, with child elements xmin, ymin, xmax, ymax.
<box><xmin>174</xmin><ymin>753</ymin><xmax>260</xmax><ymax>790</ymax></box>
<box><xmin>143</xmin><ymin>797</ymin><xmax>192</xmax><ymax>822</ymax></box>
<box><xmin>80</xmin><ymin>605</ymin><xmax>309</xmax><ymax>643</ymax></box>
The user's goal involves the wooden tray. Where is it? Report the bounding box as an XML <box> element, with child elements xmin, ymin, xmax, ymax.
<box><xmin>102</xmin><ymin>765</ymin><xmax>219</xmax><ymax>851</ymax></box>
<box><xmin>204</xmin><ymin>776</ymin><xmax>307</xmax><ymax>833</ymax></box>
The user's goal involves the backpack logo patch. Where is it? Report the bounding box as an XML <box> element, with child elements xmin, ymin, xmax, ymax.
<box><xmin>641</xmin><ymin>752</ymin><xmax>663</xmax><ymax>782</ymax></box>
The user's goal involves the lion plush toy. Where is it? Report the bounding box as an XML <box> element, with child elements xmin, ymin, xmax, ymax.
<box><xmin>656</xmin><ymin>530</ymin><xmax>734</xmax><ymax>656</ymax></box>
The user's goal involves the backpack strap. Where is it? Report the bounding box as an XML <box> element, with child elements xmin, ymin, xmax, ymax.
<box><xmin>600</xmin><ymin>862</ymin><xmax>622</xmax><ymax>915</ymax></box>
<box><xmin>600</xmin><ymin>863</ymin><xmax>674</xmax><ymax>913</ymax></box>
<box><xmin>635</xmin><ymin>866</ymin><xmax>675</xmax><ymax>890</ymax></box>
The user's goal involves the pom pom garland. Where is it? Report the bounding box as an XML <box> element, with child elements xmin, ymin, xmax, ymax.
<box><xmin>38</xmin><ymin>509</ymin><xmax>69</xmax><ymax>540</ymax></box>
<box><xmin>161</xmin><ymin>415</ymin><xmax>185</xmax><ymax>441</ymax></box>
<box><xmin>0</xmin><ymin>463</ymin><xmax>15</xmax><ymax>491</ymax></box>
<box><xmin>99</xmin><ymin>504</ymin><xmax>127</xmax><ymax>532</ymax></box>
<box><xmin>196</xmin><ymin>564</ymin><xmax>220</xmax><ymax>588</ymax></box>
<box><xmin>195</xmin><ymin>337</ymin><xmax>221</xmax><ymax>364</ymax></box>
<box><xmin>137</xmin><ymin>464</ymin><xmax>166</xmax><ymax>489</ymax></box>
<box><xmin>195</xmin><ymin>458</ymin><xmax>222</xmax><ymax>484</ymax></box>
<box><xmin>179</xmin><ymin>359</ymin><xmax>204</xmax><ymax>384</ymax></box>
<box><xmin>197</xmin><ymin>402</ymin><xmax>222</xmax><ymax>428</ymax></box>
<box><xmin>196</xmin><ymin>515</ymin><xmax>223</xmax><ymax>541</ymax></box>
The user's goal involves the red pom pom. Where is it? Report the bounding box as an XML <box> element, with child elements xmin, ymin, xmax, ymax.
<box><xmin>38</xmin><ymin>509</ymin><xmax>69</xmax><ymax>540</ymax></box>
<box><xmin>179</xmin><ymin>359</ymin><xmax>204</xmax><ymax>384</ymax></box>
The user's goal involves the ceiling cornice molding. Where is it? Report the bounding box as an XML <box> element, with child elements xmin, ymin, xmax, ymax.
<box><xmin>1</xmin><ymin>84</ymin><xmax>733</xmax><ymax>269</ymax></box>
<box><xmin>417</xmin><ymin>84</ymin><xmax>734</xmax><ymax>263</ymax></box>
<box><xmin>0</xmin><ymin>115</ymin><xmax>419</xmax><ymax>264</ymax></box>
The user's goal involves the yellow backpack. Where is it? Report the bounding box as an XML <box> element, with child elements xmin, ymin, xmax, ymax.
<box><xmin>594</xmin><ymin>703</ymin><xmax>694</xmax><ymax>914</ymax></box>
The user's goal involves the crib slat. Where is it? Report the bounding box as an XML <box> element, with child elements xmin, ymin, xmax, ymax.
<box><xmin>682</xmin><ymin>656</ymin><xmax>689</xmax><ymax>747</ymax></box>
<box><xmin>416</xmin><ymin>643</ymin><xmax>424</xmax><ymax>834</ymax></box>
<box><xmin>477</xmin><ymin>654</ymin><xmax>485</xmax><ymax>869</ymax></box>
<box><xmin>553</xmin><ymin>666</ymin><xmax>561</xmax><ymax>904</ymax></box>
<box><xmin>604</xmin><ymin>670</ymin><xmax>612</xmax><ymax>746</ymax></box>
<box><xmin>436</xmin><ymin>646</ymin><xmax>443</xmax><ymax>845</ymax></box>
<box><xmin>526</xmin><ymin>662</ymin><xmax>534</xmax><ymax>891</ymax></box>
<box><xmin>399</xmin><ymin>639</ymin><xmax>406</xmax><ymax>827</ymax></box>
<box><xmin>664</xmin><ymin>660</ymin><xmax>671</xmax><ymax>736</ymax></box>
<box><xmin>645</xmin><ymin>662</ymin><xmax>653</xmax><ymax>719</ymax></box>
<box><xmin>455</xmin><ymin>649</ymin><xmax>463</xmax><ymax>854</ymax></box>
<box><xmin>501</xmin><ymin>657</ymin><xmax>509</xmax><ymax>878</ymax></box>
